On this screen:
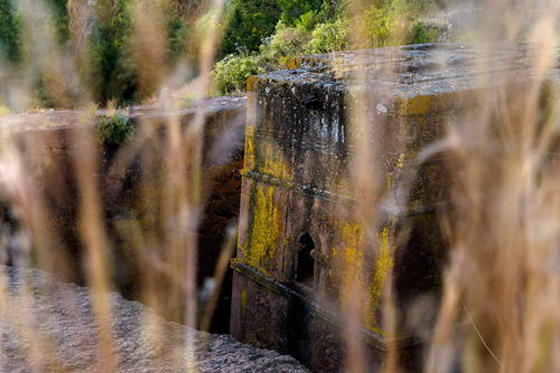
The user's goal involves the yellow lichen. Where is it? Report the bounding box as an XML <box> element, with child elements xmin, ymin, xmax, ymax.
<box><xmin>385</xmin><ymin>171</ymin><xmax>393</xmax><ymax>191</ymax></box>
<box><xmin>243</xmin><ymin>127</ymin><xmax>291</xmax><ymax>181</ymax></box>
<box><xmin>258</xmin><ymin>142</ymin><xmax>292</xmax><ymax>181</ymax></box>
<box><xmin>335</xmin><ymin>221</ymin><xmax>365</xmax><ymax>303</ymax></box>
<box><xmin>244</xmin><ymin>125</ymin><xmax>256</xmax><ymax>171</ymax></box>
<box><xmin>369</xmin><ymin>227</ymin><xmax>394</xmax><ymax>306</ymax></box>
<box><xmin>331</xmin><ymin>220</ymin><xmax>395</xmax><ymax>329</ymax></box>
<box><xmin>398</xmin><ymin>91</ymin><xmax>460</xmax><ymax>116</ymax></box>
<box><xmin>246</xmin><ymin>75</ymin><xmax>259</xmax><ymax>92</ymax></box>
<box><xmin>243</xmin><ymin>185</ymin><xmax>281</xmax><ymax>274</ymax></box>
<box><xmin>398</xmin><ymin>95</ymin><xmax>434</xmax><ymax>116</ymax></box>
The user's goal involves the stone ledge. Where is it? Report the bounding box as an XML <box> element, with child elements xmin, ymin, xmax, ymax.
<box><xmin>0</xmin><ymin>265</ymin><xmax>307</xmax><ymax>372</ymax></box>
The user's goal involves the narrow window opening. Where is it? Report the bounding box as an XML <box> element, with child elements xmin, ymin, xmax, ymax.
<box><xmin>296</xmin><ymin>233</ymin><xmax>315</xmax><ymax>288</ymax></box>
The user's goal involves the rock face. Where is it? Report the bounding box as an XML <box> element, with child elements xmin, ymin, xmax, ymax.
<box><xmin>0</xmin><ymin>97</ymin><xmax>246</xmax><ymax>330</ymax></box>
<box><xmin>231</xmin><ymin>44</ymin><xmax>549</xmax><ymax>371</ymax></box>
<box><xmin>0</xmin><ymin>265</ymin><xmax>308</xmax><ymax>372</ymax></box>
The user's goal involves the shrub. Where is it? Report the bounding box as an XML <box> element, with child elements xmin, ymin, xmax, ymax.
<box><xmin>97</xmin><ymin>114</ymin><xmax>135</xmax><ymax>145</ymax></box>
<box><xmin>89</xmin><ymin>0</ymin><xmax>137</xmax><ymax>105</ymax></box>
<box><xmin>212</xmin><ymin>54</ymin><xmax>265</xmax><ymax>94</ymax></box>
<box><xmin>277</xmin><ymin>0</ymin><xmax>322</xmax><ymax>26</ymax></box>
<box><xmin>407</xmin><ymin>22</ymin><xmax>441</xmax><ymax>44</ymax></box>
<box><xmin>219</xmin><ymin>0</ymin><xmax>281</xmax><ymax>57</ymax></box>
<box><xmin>305</xmin><ymin>18</ymin><xmax>349</xmax><ymax>54</ymax></box>
<box><xmin>219</xmin><ymin>0</ymin><xmax>339</xmax><ymax>58</ymax></box>
<box><xmin>355</xmin><ymin>0</ymin><xmax>440</xmax><ymax>48</ymax></box>
<box><xmin>166</xmin><ymin>12</ymin><xmax>191</xmax><ymax>63</ymax></box>
<box><xmin>260</xmin><ymin>22</ymin><xmax>310</xmax><ymax>63</ymax></box>
<box><xmin>293</xmin><ymin>10</ymin><xmax>318</xmax><ymax>31</ymax></box>
<box><xmin>89</xmin><ymin>0</ymin><xmax>191</xmax><ymax>105</ymax></box>
<box><xmin>359</xmin><ymin>3</ymin><xmax>400</xmax><ymax>48</ymax></box>
<box><xmin>0</xmin><ymin>0</ymin><xmax>21</xmax><ymax>64</ymax></box>
<box><xmin>45</xmin><ymin>0</ymin><xmax>70</xmax><ymax>44</ymax></box>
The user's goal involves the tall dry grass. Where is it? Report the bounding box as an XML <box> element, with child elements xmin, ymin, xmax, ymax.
<box><xmin>0</xmin><ymin>0</ymin><xmax>233</xmax><ymax>370</ymax></box>
<box><xmin>341</xmin><ymin>1</ymin><xmax>560</xmax><ymax>372</ymax></box>
<box><xmin>0</xmin><ymin>0</ymin><xmax>559</xmax><ymax>372</ymax></box>
<box><xmin>425</xmin><ymin>1</ymin><xmax>560</xmax><ymax>372</ymax></box>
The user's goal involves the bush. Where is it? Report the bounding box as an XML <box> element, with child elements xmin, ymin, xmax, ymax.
<box><xmin>277</xmin><ymin>0</ymin><xmax>322</xmax><ymax>26</ymax></box>
<box><xmin>355</xmin><ymin>0</ymin><xmax>440</xmax><ymax>48</ymax></box>
<box><xmin>0</xmin><ymin>0</ymin><xmax>21</xmax><ymax>64</ymax></box>
<box><xmin>219</xmin><ymin>0</ymin><xmax>281</xmax><ymax>57</ymax></box>
<box><xmin>89</xmin><ymin>0</ymin><xmax>137</xmax><ymax>105</ymax></box>
<box><xmin>305</xmin><ymin>18</ymin><xmax>349</xmax><ymax>54</ymax></box>
<box><xmin>407</xmin><ymin>22</ymin><xmax>441</xmax><ymax>44</ymax></box>
<box><xmin>97</xmin><ymin>114</ymin><xmax>135</xmax><ymax>145</ymax></box>
<box><xmin>212</xmin><ymin>54</ymin><xmax>265</xmax><ymax>94</ymax></box>
<box><xmin>293</xmin><ymin>10</ymin><xmax>318</xmax><ymax>31</ymax></box>
<box><xmin>358</xmin><ymin>3</ymin><xmax>400</xmax><ymax>48</ymax></box>
<box><xmin>219</xmin><ymin>0</ymin><xmax>339</xmax><ymax>58</ymax></box>
<box><xmin>89</xmin><ymin>0</ymin><xmax>192</xmax><ymax>105</ymax></box>
<box><xmin>166</xmin><ymin>11</ymin><xmax>191</xmax><ymax>63</ymax></box>
<box><xmin>260</xmin><ymin>22</ymin><xmax>310</xmax><ymax>63</ymax></box>
<box><xmin>45</xmin><ymin>0</ymin><xmax>70</xmax><ymax>44</ymax></box>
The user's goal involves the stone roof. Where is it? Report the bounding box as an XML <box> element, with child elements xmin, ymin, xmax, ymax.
<box><xmin>258</xmin><ymin>43</ymin><xmax>558</xmax><ymax>100</ymax></box>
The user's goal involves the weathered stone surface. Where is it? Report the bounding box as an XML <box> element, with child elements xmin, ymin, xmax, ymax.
<box><xmin>232</xmin><ymin>44</ymin><xmax>555</xmax><ymax>371</ymax></box>
<box><xmin>0</xmin><ymin>97</ymin><xmax>246</xmax><ymax>330</ymax></box>
<box><xmin>0</xmin><ymin>265</ymin><xmax>307</xmax><ymax>372</ymax></box>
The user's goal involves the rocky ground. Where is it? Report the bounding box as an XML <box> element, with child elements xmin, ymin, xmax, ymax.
<box><xmin>0</xmin><ymin>265</ymin><xmax>307</xmax><ymax>372</ymax></box>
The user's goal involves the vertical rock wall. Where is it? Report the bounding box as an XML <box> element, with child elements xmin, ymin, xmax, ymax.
<box><xmin>231</xmin><ymin>44</ymin><xmax>539</xmax><ymax>371</ymax></box>
<box><xmin>0</xmin><ymin>97</ymin><xmax>246</xmax><ymax>332</ymax></box>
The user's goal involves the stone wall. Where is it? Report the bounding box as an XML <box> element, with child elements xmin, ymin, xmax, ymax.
<box><xmin>0</xmin><ymin>97</ymin><xmax>246</xmax><ymax>331</ymax></box>
<box><xmin>231</xmin><ymin>44</ymin><xmax>543</xmax><ymax>371</ymax></box>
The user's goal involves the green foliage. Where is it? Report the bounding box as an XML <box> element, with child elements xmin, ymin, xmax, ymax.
<box><xmin>260</xmin><ymin>22</ymin><xmax>310</xmax><ymax>63</ymax></box>
<box><xmin>220</xmin><ymin>0</ymin><xmax>281</xmax><ymax>56</ymax></box>
<box><xmin>353</xmin><ymin>0</ymin><xmax>440</xmax><ymax>48</ymax></box>
<box><xmin>89</xmin><ymin>0</ymin><xmax>191</xmax><ymax>105</ymax></box>
<box><xmin>277</xmin><ymin>0</ymin><xmax>322</xmax><ymax>25</ymax></box>
<box><xmin>360</xmin><ymin>3</ymin><xmax>396</xmax><ymax>47</ymax></box>
<box><xmin>306</xmin><ymin>18</ymin><xmax>349</xmax><ymax>54</ymax></box>
<box><xmin>212</xmin><ymin>54</ymin><xmax>265</xmax><ymax>94</ymax></box>
<box><xmin>214</xmin><ymin>10</ymin><xmax>350</xmax><ymax>94</ymax></box>
<box><xmin>407</xmin><ymin>22</ymin><xmax>441</xmax><ymax>44</ymax></box>
<box><xmin>293</xmin><ymin>10</ymin><xmax>317</xmax><ymax>30</ymax></box>
<box><xmin>97</xmin><ymin>114</ymin><xmax>135</xmax><ymax>145</ymax></box>
<box><xmin>0</xmin><ymin>0</ymin><xmax>21</xmax><ymax>63</ymax></box>
<box><xmin>167</xmin><ymin>13</ymin><xmax>191</xmax><ymax>63</ymax></box>
<box><xmin>89</xmin><ymin>0</ymin><xmax>137</xmax><ymax>105</ymax></box>
<box><xmin>45</xmin><ymin>0</ymin><xmax>70</xmax><ymax>44</ymax></box>
<box><xmin>213</xmin><ymin>0</ymin><xmax>444</xmax><ymax>94</ymax></box>
<box><xmin>219</xmin><ymin>0</ymin><xmax>340</xmax><ymax>58</ymax></box>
